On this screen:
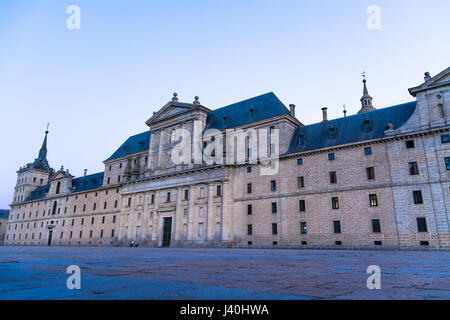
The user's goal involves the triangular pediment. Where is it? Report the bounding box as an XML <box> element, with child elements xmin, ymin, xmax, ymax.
<box><xmin>409</xmin><ymin>67</ymin><xmax>450</xmax><ymax>96</ymax></box>
<box><xmin>146</xmin><ymin>101</ymin><xmax>195</xmax><ymax>125</ymax></box>
<box><xmin>51</xmin><ymin>170</ymin><xmax>73</xmax><ymax>181</ymax></box>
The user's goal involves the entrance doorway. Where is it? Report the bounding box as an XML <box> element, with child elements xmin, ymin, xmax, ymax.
<box><xmin>47</xmin><ymin>230</ymin><xmax>53</xmax><ymax>246</ymax></box>
<box><xmin>162</xmin><ymin>217</ymin><xmax>172</xmax><ymax>247</ymax></box>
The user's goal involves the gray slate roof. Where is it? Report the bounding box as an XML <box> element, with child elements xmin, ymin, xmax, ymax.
<box><xmin>0</xmin><ymin>210</ymin><xmax>10</xmax><ymax>219</ymax></box>
<box><xmin>286</xmin><ymin>101</ymin><xmax>417</xmax><ymax>155</ymax></box>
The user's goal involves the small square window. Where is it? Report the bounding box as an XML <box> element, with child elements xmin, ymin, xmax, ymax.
<box><xmin>374</xmin><ymin>241</ymin><xmax>382</xmax><ymax>246</ymax></box>
<box><xmin>297</xmin><ymin>158</ymin><xmax>303</xmax><ymax>165</ymax></box>
<box><xmin>328</xmin><ymin>153</ymin><xmax>335</xmax><ymax>161</ymax></box>
<box><xmin>406</xmin><ymin>140</ymin><xmax>415</xmax><ymax>149</ymax></box>
<box><xmin>420</xmin><ymin>241</ymin><xmax>429</xmax><ymax>246</ymax></box>
<box><xmin>364</xmin><ymin>147</ymin><xmax>372</xmax><ymax>155</ymax></box>
<box><xmin>441</xmin><ymin>134</ymin><xmax>450</xmax><ymax>144</ymax></box>
<box><xmin>247</xmin><ymin>167</ymin><xmax>252</xmax><ymax>173</ymax></box>
<box><xmin>369</xmin><ymin>194</ymin><xmax>378</xmax><ymax>207</ymax></box>
<box><xmin>409</xmin><ymin>162</ymin><xmax>419</xmax><ymax>175</ymax></box>
<box><xmin>335</xmin><ymin>241</ymin><xmax>342</xmax><ymax>245</ymax></box>
<box><xmin>298</xmin><ymin>135</ymin><xmax>305</xmax><ymax>145</ymax></box>
<box><xmin>301</xmin><ymin>241</ymin><xmax>307</xmax><ymax>245</ymax></box>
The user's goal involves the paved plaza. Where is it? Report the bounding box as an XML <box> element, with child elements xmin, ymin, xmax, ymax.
<box><xmin>0</xmin><ymin>246</ymin><xmax>448</xmax><ymax>300</ymax></box>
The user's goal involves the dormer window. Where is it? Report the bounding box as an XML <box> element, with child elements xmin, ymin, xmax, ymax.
<box><xmin>138</xmin><ymin>141</ymin><xmax>145</xmax><ymax>148</ymax></box>
<box><xmin>363</xmin><ymin>120</ymin><xmax>373</xmax><ymax>132</ymax></box>
<box><xmin>223</xmin><ymin>116</ymin><xmax>228</xmax><ymax>125</ymax></box>
<box><xmin>249</xmin><ymin>108</ymin><xmax>255</xmax><ymax>117</ymax></box>
<box><xmin>328</xmin><ymin>128</ymin><xmax>337</xmax><ymax>139</ymax></box>
<box><xmin>298</xmin><ymin>135</ymin><xmax>305</xmax><ymax>145</ymax></box>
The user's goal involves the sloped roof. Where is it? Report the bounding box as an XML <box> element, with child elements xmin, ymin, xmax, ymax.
<box><xmin>0</xmin><ymin>210</ymin><xmax>10</xmax><ymax>219</ymax></box>
<box><xmin>72</xmin><ymin>172</ymin><xmax>104</xmax><ymax>193</ymax></box>
<box><xmin>204</xmin><ymin>92</ymin><xmax>291</xmax><ymax>132</ymax></box>
<box><xmin>26</xmin><ymin>185</ymin><xmax>51</xmax><ymax>201</ymax></box>
<box><xmin>286</xmin><ymin>101</ymin><xmax>417</xmax><ymax>155</ymax></box>
<box><xmin>105</xmin><ymin>131</ymin><xmax>150</xmax><ymax>162</ymax></box>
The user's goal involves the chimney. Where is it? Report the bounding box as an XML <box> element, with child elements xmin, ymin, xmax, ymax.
<box><xmin>322</xmin><ymin>107</ymin><xmax>328</xmax><ymax>124</ymax></box>
<box><xmin>424</xmin><ymin>72</ymin><xmax>431</xmax><ymax>82</ymax></box>
<box><xmin>289</xmin><ymin>104</ymin><xmax>296</xmax><ymax>118</ymax></box>
<box><xmin>84</xmin><ymin>169</ymin><xmax>87</xmax><ymax>177</ymax></box>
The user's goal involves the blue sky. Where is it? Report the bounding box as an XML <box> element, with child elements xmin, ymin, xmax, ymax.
<box><xmin>0</xmin><ymin>0</ymin><xmax>449</xmax><ymax>208</ymax></box>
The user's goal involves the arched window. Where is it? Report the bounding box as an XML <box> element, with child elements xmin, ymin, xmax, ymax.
<box><xmin>56</xmin><ymin>181</ymin><xmax>61</xmax><ymax>194</ymax></box>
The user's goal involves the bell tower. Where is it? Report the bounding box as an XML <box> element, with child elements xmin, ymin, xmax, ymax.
<box><xmin>13</xmin><ymin>126</ymin><xmax>54</xmax><ymax>204</ymax></box>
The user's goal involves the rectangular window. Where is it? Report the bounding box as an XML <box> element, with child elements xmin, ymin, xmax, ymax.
<box><xmin>440</xmin><ymin>134</ymin><xmax>449</xmax><ymax>144</ymax></box>
<box><xmin>114</xmin><ymin>200</ymin><xmax>118</xmax><ymax>208</ymax></box>
<box><xmin>184</xmin><ymin>190</ymin><xmax>189</xmax><ymax>200</ymax></box>
<box><xmin>217</xmin><ymin>185</ymin><xmax>222</xmax><ymax>196</ymax></box>
<box><xmin>107</xmin><ymin>177</ymin><xmax>111</xmax><ymax>185</ymax></box>
<box><xmin>270</xmin><ymin>126</ymin><xmax>275</xmax><ymax>135</ymax></box>
<box><xmin>331</xmin><ymin>197</ymin><xmax>339</xmax><ymax>209</ymax></box>
<box><xmin>329</xmin><ymin>172</ymin><xmax>337</xmax><ymax>184</ymax></box>
<box><xmin>102</xmin><ymin>216</ymin><xmax>105</xmax><ymax>224</ymax></box>
<box><xmin>118</xmin><ymin>175</ymin><xmax>121</xmax><ymax>183</ymax></box>
<box><xmin>79</xmin><ymin>231</ymin><xmax>83</xmax><ymax>239</ymax></box>
<box><xmin>406</xmin><ymin>140</ymin><xmax>415</xmax><ymax>149</ymax></box>
<box><xmin>247</xmin><ymin>183</ymin><xmax>252</xmax><ymax>194</ymax></box>
<box><xmin>247</xmin><ymin>204</ymin><xmax>252</xmax><ymax>215</ymax></box>
<box><xmin>247</xmin><ymin>224</ymin><xmax>253</xmax><ymax>236</ymax></box>
<box><xmin>413</xmin><ymin>190</ymin><xmax>423</xmax><ymax>204</ymax></box>
<box><xmin>166</xmin><ymin>192</ymin><xmax>171</xmax><ymax>202</ymax></box>
<box><xmin>103</xmin><ymin>202</ymin><xmax>107</xmax><ymax>210</ymax></box>
<box><xmin>369</xmin><ymin>194</ymin><xmax>378</xmax><ymax>207</ymax></box>
<box><xmin>300</xmin><ymin>222</ymin><xmax>307</xmax><ymax>234</ymax></box>
<box><xmin>366</xmin><ymin>167</ymin><xmax>375</xmax><ymax>180</ymax></box>
<box><xmin>409</xmin><ymin>162</ymin><xmax>419</xmax><ymax>175</ymax></box>
<box><xmin>299</xmin><ymin>200</ymin><xmax>306</xmax><ymax>212</ymax></box>
<box><xmin>333</xmin><ymin>221</ymin><xmax>341</xmax><ymax>234</ymax></box>
<box><xmin>247</xmin><ymin>167</ymin><xmax>252</xmax><ymax>173</ymax></box>
<box><xmin>272</xmin><ymin>223</ymin><xmax>278</xmax><ymax>235</ymax></box>
<box><xmin>364</xmin><ymin>147</ymin><xmax>372</xmax><ymax>155</ymax></box>
<box><xmin>297</xmin><ymin>158</ymin><xmax>303</xmax><ymax>165</ymax></box>
<box><xmin>445</xmin><ymin>157</ymin><xmax>450</xmax><ymax>171</ymax></box>
<box><xmin>113</xmin><ymin>215</ymin><xmax>116</xmax><ymax>223</ymax></box>
<box><xmin>151</xmin><ymin>194</ymin><xmax>155</xmax><ymax>204</ymax></box>
<box><xmin>100</xmin><ymin>230</ymin><xmax>104</xmax><ymax>238</ymax></box>
<box><xmin>271</xmin><ymin>202</ymin><xmax>277</xmax><ymax>214</ymax></box>
<box><xmin>127</xmin><ymin>198</ymin><xmax>131</xmax><ymax>207</ymax></box>
<box><xmin>298</xmin><ymin>176</ymin><xmax>305</xmax><ymax>188</ymax></box>
<box><xmin>111</xmin><ymin>229</ymin><xmax>115</xmax><ymax>237</ymax></box>
<box><xmin>328</xmin><ymin>153</ymin><xmax>335</xmax><ymax>161</ymax></box>
<box><xmin>417</xmin><ymin>217</ymin><xmax>428</xmax><ymax>233</ymax></box>
<box><xmin>372</xmin><ymin>219</ymin><xmax>381</xmax><ymax>233</ymax></box>
<box><xmin>271</xmin><ymin>180</ymin><xmax>276</xmax><ymax>191</ymax></box>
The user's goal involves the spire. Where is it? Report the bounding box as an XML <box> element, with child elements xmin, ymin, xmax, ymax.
<box><xmin>357</xmin><ymin>71</ymin><xmax>376</xmax><ymax>114</ymax></box>
<box><xmin>32</xmin><ymin>125</ymin><xmax>51</xmax><ymax>171</ymax></box>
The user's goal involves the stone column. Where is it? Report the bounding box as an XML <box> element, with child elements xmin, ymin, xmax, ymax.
<box><xmin>174</xmin><ymin>187</ymin><xmax>183</xmax><ymax>246</ymax></box>
<box><xmin>151</xmin><ymin>190</ymin><xmax>160</xmax><ymax>247</ymax></box>
<box><xmin>157</xmin><ymin>130</ymin><xmax>165</xmax><ymax>169</ymax></box>
<box><xmin>221</xmin><ymin>181</ymin><xmax>232</xmax><ymax>245</ymax></box>
<box><xmin>206</xmin><ymin>183</ymin><xmax>215</xmax><ymax>243</ymax></box>
<box><xmin>187</xmin><ymin>185</ymin><xmax>196</xmax><ymax>243</ymax></box>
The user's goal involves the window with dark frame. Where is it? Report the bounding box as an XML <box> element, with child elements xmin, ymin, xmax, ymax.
<box><xmin>247</xmin><ymin>204</ymin><xmax>252</xmax><ymax>215</ymax></box>
<box><xmin>331</xmin><ymin>197</ymin><xmax>339</xmax><ymax>210</ymax></box>
<box><xmin>247</xmin><ymin>224</ymin><xmax>253</xmax><ymax>236</ymax></box>
<box><xmin>372</xmin><ymin>219</ymin><xmax>381</xmax><ymax>233</ymax></box>
<box><xmin>369</xmin><ymin>194</ymin><xmax>378</xmax><ymax>207</ymax></box>
<box><xmin>366</xmin><ymin>167</ymin><xmax>375</xmax><ymax>180</ymax></box>
<box><xmin>409</xmin><ymin>162</ymin><xmax>419</xmax><ymax>175</ymax></box>
<box><xmin>298</xmin><ymin>176</ymin><xmax>305</xmax><ymax>188</ymax></box>
<box><xmin>333</xmin><ymin>220</ymin><xmax>341</xmax><ymax>234</ymax></box>
<box><xmin>271</xmin><ymin>180</ymin><xmax>276</xmax><ymax>191</ymax></box>
<box><xmin>299</xmin><ymin>200</ymin><xmax>306</xmax><ymax>212</ymax></box>
<box><xmin>413</xmin><ymin>190</ymin><xmax>423</xmax><ymax>204</ymax></box>
<box><xmin>440</xmin><ymin>134</ymin><xmax>449</xmax><ymax>144</ymax></box>
<box><xmin>297</xmin><ymin>158</ymin><xmax>303</xmax><ymax>165</ymax></box>
<box><xmin>364</xmin><ymin>147</ymin><xmax>372</xmax><ymax>155</ymax></box>
<box><xmin>329</xmin><ymin>172</ymin><xmax>337</xmax><ymax>184</ymax></box>
<box><xmin>328</xmin><ymin>153</ymin><xmax>335</xmax><ymax>161</ymax></box>
<box><xmin>247</xmin><ymin>183</ymin><xmax>252</xmax><ymax>194</ymax></box>
<box><xmin>416</xmin><ymin>217</ymin><xmax>428</xmax><ymax>232</ymax></box>
<box><xmin>300</xmin><ymin>222</ymin><xmax>307</xmax><ymax>234</ymax></box>
<box><xmin>271</xmin><ymin>202</ymin><xmax>277</xmax><ymax>214</ymax></box>
<box><xmin>445</xmin><ymin>157</ymin><xmax>450</xmax><ymax>171</ymax></box>
<box><xmin>406</xmin><ymin>140</ymin><xmax>415</xmax><ymax>149</ymax></box>
<box><xmin>272</xmin><ymin>223</ymin><xmax>278</xmax><ymax>235</ymax></box>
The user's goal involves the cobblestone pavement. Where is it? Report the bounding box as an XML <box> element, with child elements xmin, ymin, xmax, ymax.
<box><xmin>0</xmin><ymin>246</ymin><xmax>448</xmax><ymax>300</ymax></box>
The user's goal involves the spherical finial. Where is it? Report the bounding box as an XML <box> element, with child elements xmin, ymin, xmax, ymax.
<box><xmin>193</xmin><ymin>96</ymin><xmax>200</xmax><ymax>105</ymax></box>
<box><xmin>172</xmin><ymin>92</ymin><xmax>179</xmax><ymax>102</ymax></box>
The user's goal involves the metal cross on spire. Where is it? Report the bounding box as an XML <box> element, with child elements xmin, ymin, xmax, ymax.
<box><xmin>362</xmin><ymin>71</ymin><xmax>367</xmax><ymax>81</ymax></box>
<box><xmin>46</xmin><ymin>123</ymin><xmax>50</xmax><ymax>134</ymax></box>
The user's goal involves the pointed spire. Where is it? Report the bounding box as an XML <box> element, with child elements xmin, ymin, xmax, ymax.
<box><xmin>32</xmin><ymin>125</ymin><xmax>52</xmax><ymax>171</ymax></box>
<box><xmin>357</xmin><ymin>72</ymin><xmax>376</xmax><ymax>114</ymax></box>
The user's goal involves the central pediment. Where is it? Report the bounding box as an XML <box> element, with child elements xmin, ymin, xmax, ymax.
<box><xmin>409</xmin><ymin>67</ymin><xmax>450</xmax><ymax>96</ymax></box>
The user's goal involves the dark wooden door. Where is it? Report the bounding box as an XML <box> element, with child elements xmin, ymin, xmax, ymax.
<box><xmin>47</xmin><ymin>230</ymin><xmax>53</xmax><ymax>246</ymax></box>
<box><xmin>162</xmin><ymin>217</ymin><xmax>172</xmax><ymax>247</ymax></box>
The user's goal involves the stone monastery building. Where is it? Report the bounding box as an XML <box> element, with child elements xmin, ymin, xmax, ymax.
<box><xmin>4</xmin><ymin>67</ymin><xmax>450</xmax><ymax>249</ymax></box>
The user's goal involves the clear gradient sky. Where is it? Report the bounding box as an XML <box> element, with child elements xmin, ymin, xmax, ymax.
<box><xmin>0</xmin><ymin>0</ymin><xmax>449</xmax><ymax>209</ymax></box>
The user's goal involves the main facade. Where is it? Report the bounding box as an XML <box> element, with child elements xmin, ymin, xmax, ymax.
<box><xmin>4</xmin><ymin>67</ymin><xmax>450</xmax><ymax>249</ymax></box>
